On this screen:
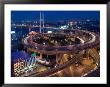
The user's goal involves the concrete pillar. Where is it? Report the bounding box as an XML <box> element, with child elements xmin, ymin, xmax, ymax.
<box><xmin>56</xmin><ymin>54</ymin><xmax>59</xmax><ymax>65</ymax></box>
<box><xmin>40</xmin><ymin>53</ymin><xmax>43</xmax><ymax>59</ymax></box>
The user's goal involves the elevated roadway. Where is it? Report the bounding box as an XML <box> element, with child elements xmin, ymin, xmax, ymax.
<box><xmin>22</xmin><ymin>29</ymin><xmax>100</xmax><ymax>77</ymax></box>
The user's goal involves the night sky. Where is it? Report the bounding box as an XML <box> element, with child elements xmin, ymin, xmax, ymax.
<box><xmin>11</xmin><ymin>11</ymin><xmax>100</xmax><ymax>22</ymax></box>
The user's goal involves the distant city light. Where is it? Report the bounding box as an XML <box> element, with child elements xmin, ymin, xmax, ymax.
<box><xmin>11</xmin><ymin>31</ymin><xmax>15</xmax><ymax>34</ymax></box>
<box><xmin>47</xmin><ymin>31</ymin><xmax>52</xmax><ymax>33</ymax></box>
<box><xmin>87</xmin><ymin>19</ymin><xmax>90</xmax><ymax>22</ymax></box>
<box><xmin>43</xmin><ymin>42</ymin><xmax>45</xmax><ymax>45</ymax></box>
<box><xmin>60</xmin><ymin>25</ymin><xmax>68</xmax><ymax>29</ymax></box>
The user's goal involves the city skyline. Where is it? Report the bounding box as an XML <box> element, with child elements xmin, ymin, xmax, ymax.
<box><xmin>11</xmin><ymin>11</ymin><xmax>100</xmax><ymax>77</ymax></box>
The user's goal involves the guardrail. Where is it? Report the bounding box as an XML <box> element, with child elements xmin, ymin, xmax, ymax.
<box><xmin>23</xmin><ymin>29</ymin><xmax>99</xmax><ymax>54</ymax></box>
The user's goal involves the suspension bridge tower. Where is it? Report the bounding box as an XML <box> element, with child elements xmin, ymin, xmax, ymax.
<box><xmin>40</xmin><ymin>12</ymin><xmax>45</xmax><ymax>33</ymax></box>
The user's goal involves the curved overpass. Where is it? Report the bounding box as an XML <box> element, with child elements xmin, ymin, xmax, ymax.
<box><xmin>23</xmin><ymin>29</ymin><xmax>99</xmax><ymax>54</ymax></box>
<box><xmin>22</xmin><ymin>29</ymin><xmax>100</xmax><ymax>77</ymax></box>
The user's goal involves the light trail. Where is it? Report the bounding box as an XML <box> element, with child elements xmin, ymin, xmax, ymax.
<box><xmin>20</xmin><ymin>29</ymin><xmax>100</xmax><ymax>77</ymax></box>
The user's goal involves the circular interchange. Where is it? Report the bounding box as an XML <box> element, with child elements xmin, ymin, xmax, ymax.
<box><xmin>23</xmin><ymin>29</ymin><xmax>100</xmax><ymax>77</ymax></box>
<box><xmin>24</xmin><ymin>29</ymin><xmax>99</xmax><ymax>54</ymax></box>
